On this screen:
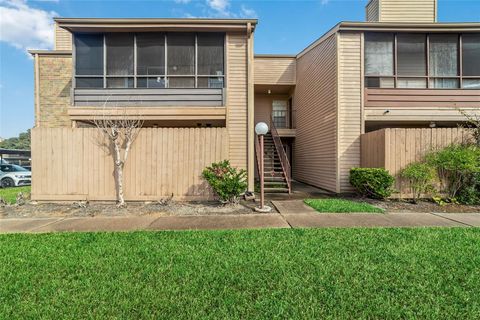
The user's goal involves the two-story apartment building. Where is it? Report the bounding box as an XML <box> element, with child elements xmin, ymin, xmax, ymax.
<box><xmin>29</xmin><ymin>0</ymin><xmax>480</xmax><ymax>201</ymax></box>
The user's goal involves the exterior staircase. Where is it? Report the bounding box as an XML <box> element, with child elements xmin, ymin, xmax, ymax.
<box><xmin>262</xmin><ymin>133</ymin><xmax>290</xmax><ymax>193</ymax></box>
<box><xmin>255</xmin><ymin>128</ymin><xmax>291</xmax><ymax>193</ymax></box>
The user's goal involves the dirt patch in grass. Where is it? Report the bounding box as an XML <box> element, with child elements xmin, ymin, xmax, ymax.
<box><xmin>362</xmin><ymin>198</ymin><xmax>480</xmax><ymax>213</ymax></box>
<box><xmin>0</xmin><ymin>199</ymin><xmax>277</xmax><ymax>219</ymax></box>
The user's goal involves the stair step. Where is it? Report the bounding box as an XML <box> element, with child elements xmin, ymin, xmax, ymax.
<box><xmin>264</xmin><ymin>177</ymin><xmax>286</xmax><ymax>182</ymax></box>
<box><xmin>264</xmin><ymin>187</ymin><xmax>290</xmax><ymax>193</ymax></box>
<box><xmin>264</xmin><ymin>182</ymin><xmax>287</xmax><ymax>186</ymax></box>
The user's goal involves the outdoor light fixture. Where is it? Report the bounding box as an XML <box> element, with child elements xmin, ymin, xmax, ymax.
<box><xmin>255</xmin><ymin>122</ymin><xmax>269</xmax><ymax>136</ymax></box>
<box><xmin>429</xmin><ymin>122</ymin><xmax>436</xmax><ymax>128</ymax></box>
<box><xmin>254</xmin><ymin>122</ymin><xmax>272</xmax><ymax>213</ymax></box>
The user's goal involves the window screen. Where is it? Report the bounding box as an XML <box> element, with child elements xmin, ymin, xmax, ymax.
<box><xmin>137</xmin><ymin>33</ymin><xmax>165</xmax><ymax>75</ymax></box>
<box><xmin>75</xmin><ymin>34</ymin><xmax>104</xmax><ymax>75</ymax></box>
<box><xmin>272</xmin><ymin>100</ymin><xmax>288</xmax><ymax>129</ymax></box>
<box><xmin>106</xmin><ymin>33</ymin><xmax>134</xmax><ymax>75</ymax></box>
<box><xmin>167</xmin><ymin>33</ymin><xmax>195</xmax><ymax>75</ymax></box>
<box><xmin>429</xmin><ymin>34</ymin><xmax>458</xmax><ymax>77</ymax></box>
<box><xmin>462</xmin><ymin>34</ymin><xmax>480</xmax><ymax>76</ymax></box>
<box><xmin>397</xmin><ymin>34</ymin><xmax>426</xmax><ymax>76</ymax></box>
<box><xmin>198</xmin><ymin>33</ymin><xmax>224</xmax><ymax>75</ymax></box>
<box><xmin>365</xmin><ymin>33</ymin><xmax>394</xmax><ymax>76</ymax></box>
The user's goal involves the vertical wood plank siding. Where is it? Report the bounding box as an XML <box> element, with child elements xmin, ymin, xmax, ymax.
<box><xmin>366</xmin><ymin>0</ymin><xmax>380</xmax><ymax>22</ymax></box>
<box><xmin>54</xmin><ymin>24</ymin><xmax>72</xmax><ymax>50</ymax></box>
<box><xmin>226</xmin><ymin>33</ymin><xmax>248</xmax><ymax>170</ymax></box>
<box><xmin>254</xmin><ymin>57</ymin><xmax>296</xmax><ymax>85</ymax></box>
<box><xmin>31</xmin><ymin>127</ymin><xmax>229</xmax><ymax>201</ymax></box>
<box><xmin>293</xmin><ymin>34</ymin><xmax>338</xmax><ymax>192</ymax></box>
<box><xmin>361</xmin><ymin>128</ymin><xmax>471</xmax><ymax>197</ymax></box>
<box><xmin>380</xmin><ymin>0</ymin><xmax>436</xmax><ymax>22</ymax></box>
<box><xmin>338</xmin><ymin>32</ymin><xmax>362</xmax><ymax>192</ymax></box>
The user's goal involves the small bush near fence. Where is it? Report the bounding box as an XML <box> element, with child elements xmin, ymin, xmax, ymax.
<box><xmin>426</xmin><ymin>144</ymin><xmax>480</xmax><ymax>202</ymax></box>
<box><xmin>400</xmin><ymin>163</ymin><xmax>437</xmax><ymax>204</ymax></box>
<box><xmin>202</xmin><ymin>160</ymin><xmax>247</xmax><ymax>204</ymax></box>
<box><xmin>349</xmin><ymin>168</ymin><xmax>395</xmax><ymax>200</ymax></box>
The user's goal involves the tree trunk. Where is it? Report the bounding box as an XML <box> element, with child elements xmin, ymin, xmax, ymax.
<box><xmin>113</xmin><ymin>140</ymin><xmax>126</xmax><ymax>207</ymax></box>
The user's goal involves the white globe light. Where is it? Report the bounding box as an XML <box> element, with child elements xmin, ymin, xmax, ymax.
<box><xmin>255</xmin><ymin>122</ymin><xmax>269</xmax><ymax>135</ymax></box>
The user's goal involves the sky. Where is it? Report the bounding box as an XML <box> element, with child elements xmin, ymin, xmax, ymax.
<box><xmin>0</xmin><ymin>0</ymin><xmax>479</xmax><ymax>139</ymax></box>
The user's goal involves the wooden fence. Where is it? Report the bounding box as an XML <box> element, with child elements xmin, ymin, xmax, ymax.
<box><xmin>31</xmin><ymin>127</ymin><xmax>229</xmax><ymax>201</ymax></box>
<box><xmin>361</xmin><ymin>128</ymin><xmax>473</xmax><ymax>197</ymax></box>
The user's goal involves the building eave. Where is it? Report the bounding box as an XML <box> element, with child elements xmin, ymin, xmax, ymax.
<box><xmin>54</xmin><ymin>17</ymin><xmax>258</xmax><ymax>33</ymax></box>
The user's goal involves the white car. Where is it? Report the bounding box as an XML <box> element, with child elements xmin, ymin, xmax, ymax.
<box><xmin>0</xmin><ymin>164</ymin><xmax>31</xmax><ymax>188</ymax></box>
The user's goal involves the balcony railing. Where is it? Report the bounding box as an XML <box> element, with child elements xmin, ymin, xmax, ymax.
<box><xmin>72</xmin><ymin>88</ymin><xmax>225</xmax><ymax>107</ymax></box>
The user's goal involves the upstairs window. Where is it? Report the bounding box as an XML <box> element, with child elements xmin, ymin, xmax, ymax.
<box><xmin>365</xmin><ymin>32</ymin><xmax>480</xmax><ymax>89</ymax></box>
<box><xmin>429</xmin><ymin>34</ymin><xmax>459</xmax><ymax>89</ymax></box>
<box><xmin>74</xmin><ymin>34</ymin><xmax>104</xmax><ymax>88</ymax></box>
<box><xmin>364</xmin><ymin>33</ymin><xmax>394</xmax><ymax>88</ymax></box>
<box><xmin>397</xmin><ymin>34</ymin><xmax>426</xmax><ymax>88</ymax></box>
<box><xmin>74</xmin><ymin>32</ymin><xmax>225</xmax><ymax>89</ymax></box>
<box><xmin>106</xmin><ymin>33</ymin><xmax>134</xmax><ymax>88</ymax></box>
<box><xmin>462</xmin><ymin>34</ymin><xmax>480</xmax><ymax>89</ymax></box>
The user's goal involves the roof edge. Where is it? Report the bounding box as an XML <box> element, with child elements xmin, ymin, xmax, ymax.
<box><xmin>28</xmin><ymin>50</ymin><xmax>72</xmax><ymax>56</ymax></box>
<box><xmin>54</xmin><ymin>17</ymin><xmax>258</xmax><ymax>25</ymax></box>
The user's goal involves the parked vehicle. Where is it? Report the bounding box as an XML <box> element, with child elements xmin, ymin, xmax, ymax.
<box><xmin>0</xmin><ymin>164</ymin><xmax>31</xmax><ymax>188</ymax></box>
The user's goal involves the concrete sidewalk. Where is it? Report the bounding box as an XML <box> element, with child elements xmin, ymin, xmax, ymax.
<box><xmin>1</xmin><ymin>210</ymin><xmax>479</xmax><ymax>233</ymax></box>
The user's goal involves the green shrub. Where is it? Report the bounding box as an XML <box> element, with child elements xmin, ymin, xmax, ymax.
<box><xmin>400</xmin><ymin>162</ymin><xmax>436</xmax><ymax>204</ymax></box>
<box><xmin>426</xmin><ymin>144</ymin><xmax>480</xmax><ymax>200</ymax></box>
<box><xmin>349</xmin><ymin>168</ymin><xmax>395</xmax><ymax>199</ymax></box>
<box><xmin>457</xmin><ymin>173</ymin><xmax>480</xmax><ymax>205</ymax></box>
<box><xmin>202</xmin><ymin>160</ymin><xmax>247</xmax><ymax>204</ymax></box>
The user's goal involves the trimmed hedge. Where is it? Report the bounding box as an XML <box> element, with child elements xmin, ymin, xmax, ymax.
<box><xmin>350</xmin><ymin>168</ymin><xmax>395</xmax><ymax>199</ymax></box>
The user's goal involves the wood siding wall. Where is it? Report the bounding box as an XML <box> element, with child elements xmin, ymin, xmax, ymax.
<box><xmin>365</xmin><ymin>89</ymin><xmax>480</xmax><ymax>121</ymax></box>
<box><xmin>293</xmin><ymin>34</ymin><xmax>338</xmax><ymax>192</ymax></box>
<box><xmin>337</xmin><ymin>32</ymin><xmax>363</xmax><ymax>192</ymax></box>
<box><xmin>54</xmin><ymin>24</ymin><xmax>72</xmax><ymax>50</ymax></box>
<box><xmin>379</xmin><ymin>0</ymin><xmax>436</xmax><ymax>22</ymax></box>
<box><xmin>226</xmin><ymin>33</ymin><xmax>248</xmax><ymax>170</ymax></box>
<box><xmin>254</xmin><ymin>57</ymin><xmax>296</xmax><ymax>85</ymax></box>
<box><xmin>73</xmin><ymin>88</ymin><xmax>224</xmax><ymax>107</ymax></box>
<box><xmin>31</xmin><ymin>127</ymin><xmax>229</xmax><ymax>201</ymax></box>
<box><xmin>361</xmin><ymin>128</ymin><xmax>472</xmax><ymax>196</ymax></box>
<box><xmin>366</xmin><ymin>0</ymin><xmax>380</xmax><ymax>22</ymax></box>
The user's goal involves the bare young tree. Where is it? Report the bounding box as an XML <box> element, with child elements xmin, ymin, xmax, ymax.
<box><xmin>93</xmin><ymin>106</ymin><xmax>143</xmax><ymax>207</ymax></box>
<box><xmin>458</xmin><ymin>108</ymin><xmax>480</xmax><ymax>146</ymax></box>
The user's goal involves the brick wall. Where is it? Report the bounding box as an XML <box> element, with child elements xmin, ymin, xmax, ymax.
<box><xmin>37</xmin><ymin>54</ymin><xmax>72</xmax><ymax>127</ymax></box>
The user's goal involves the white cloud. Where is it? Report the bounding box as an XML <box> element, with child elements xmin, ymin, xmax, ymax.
<box><xmin>207</xmin><ymin>0</ymin><xmax>228</xmax><ymax>11</ymax></box>
<box><xmin>0</xmin><ymin>0</ymin><xmax>56</xmax><ymax>52</ymax></box>
<box><xmin>240</xmin><ymin>5</ymin><xmax>257</xmax><ymax>18</ymax></box>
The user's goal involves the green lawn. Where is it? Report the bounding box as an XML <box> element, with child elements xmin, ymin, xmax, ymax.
<box><xmin>0</xmin><ymin>186</ymin><xmax>31</xmax><ymax>204</ymax></box>
<box><xmin>305</xmin><ymin>198</ymin><xmax>384</xmax><ymax>213</ymax></box>
<box><xmin>1</xmin><ymin>228</ymin><xmax>479</xmax><ymax>319</ymax></box>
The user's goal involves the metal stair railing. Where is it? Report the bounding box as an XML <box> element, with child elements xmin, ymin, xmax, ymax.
<box><xmin>270</xmin><ymin>118</ymin><xmax>292</xmax><ymax>194</ymax></box>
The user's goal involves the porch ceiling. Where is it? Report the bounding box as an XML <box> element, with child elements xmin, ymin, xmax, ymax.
<box><xmin>254</xmin><ymin>84</ymin><xmax>294</xmax><ymax>95</ymax></box>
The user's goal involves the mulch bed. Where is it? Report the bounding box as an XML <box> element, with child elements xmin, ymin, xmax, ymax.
<box><xmin>0</xmin><ymin>199</ymin><xmax>278</xmax><ymax>219</ymax></box>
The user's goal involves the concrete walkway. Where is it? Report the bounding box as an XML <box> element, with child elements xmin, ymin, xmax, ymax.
<box><xmin>1</xmin><ymin>209</ymin><xmax>480</xmax><ymax>233</ymax></box>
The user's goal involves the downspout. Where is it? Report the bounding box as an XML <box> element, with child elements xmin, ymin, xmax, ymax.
<box><xmin>247</xmin><ymin>22</ymin><xmax>255</xmax><ymax>192</ymax></box>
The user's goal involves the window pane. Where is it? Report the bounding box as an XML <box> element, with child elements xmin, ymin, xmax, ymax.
<box><xmin>272</xmin><ymin>100</ymin><xmax>288</xmax><ymax>128</ymax></box>
<box><xmin>137</xmin><ymin>33</ymin><xmax>165</xmax><ymax>75</ymax></box>
<box><xmin>462</xmin><ymin>34</ymin><xmax>480</xmax><ymax>76</ymax></box>
<box><xmin>463</xmin><ymin>79</ymin><xmax>480</xmax><ymax>89</ymax></box>
<box><xmin>198</xmin><ymin>33</ymin><xmax>224</xmax><ymax>75</ymax></box>
<box><xmin>397</xmin><ymin>34</ymin><xmax>426</xmax><ymax>76</ymax></box>
<box><xmin>197</xmin><ymin>77</ymin><xmax>224</xmax><ymax>88</ymax></box>
<box><xmin>76</xmin><ymin>77</ymin><xmax>104</xmax><ymax>88</ymax></box>
<box><xmin>365</xmin><ymin>33</ymin><xmax>394</xmax><ymax>76</ymax></box>
<box><xmin>429</xmin><ymin>34</ymin><xmax>458</xmax><ymax>77</ymax></box>
<box><xmin>137</xmin><ymin>77</ymin><xmax>166</xmax><ymax>88</ymax></box>
<box><xmin>107</xmin><ymin>78</ymin><xmax>134</xmax><ymax>88</ymax></box>
<box><xmin>75</xmin><ymin>34</ymin><xmax>103</xmax><ymax>75</ymax></box>
<box><xmin>167</xmin><ymin>33</ymin><xmax>195</xmax><ymax>75</ymax></box>
<box><xmin>429</xmin><ymin>78</ymin><xmax>459</xmax><ymax>89</ymax></box>
<box><xmin>365</xmin><ymin>77</ymin><xmax>395</xmax><ymax>88</ymax></box>
<box><xmin>397</xmin><ymin>78</ymin><xmax>427</xmax><ymax>88</ymax></box>
<box><xmin>168</xmin><ymin>77</ymin><xmax>195</xmax><ymax>88</ymax></box>
<box><xmin>106</xmin><ymin>34</ymin><xmax>134</xmax><ymax>75</ymax></box>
